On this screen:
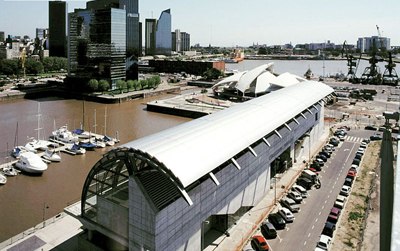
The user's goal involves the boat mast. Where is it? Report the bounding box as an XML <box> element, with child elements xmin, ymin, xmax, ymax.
<box><xmin>35</xmin><ymin>103</ymin><xmax>43</xmax><ymax>140</ymax></box>
<box><xmin>14</xmin><ymin>122</ymin><xmax>19</xmax><ymax>148</ymax></box>
<box><xmin>82</xmin><ymin>100</ymin><xmax>85</xmax><ymax>131</ymax></box>
<box><xmin>93</xmin><ymin>109</ymin><xmax>97</xmax><ymax>135</ymax></box>
<box><xmin>104</xmin><ymin>107</ymin><xmax>107</xmax><ymax>136</ymax></box>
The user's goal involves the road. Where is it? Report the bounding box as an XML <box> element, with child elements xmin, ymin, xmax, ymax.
<box><xmin>261</xmin><ymin>128</ymin><xmax>382</xmax><ymax>251</ymax></box>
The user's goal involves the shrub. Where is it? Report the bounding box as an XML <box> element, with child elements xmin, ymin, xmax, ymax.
<box><xmin>98</xmin><ymin>79</ymin><xmax>109</xmax><ymax>91</ymax></box>
<box><xmin>87</xmin><ymin>79</ymin><xmax>98</xmax><ymax>92</ymax></box>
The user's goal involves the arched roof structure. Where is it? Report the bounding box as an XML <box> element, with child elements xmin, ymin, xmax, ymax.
<box><xmin>81</xmin><ymin>80</ymin><xmax>334</xmax><ymax>213</ymax></box>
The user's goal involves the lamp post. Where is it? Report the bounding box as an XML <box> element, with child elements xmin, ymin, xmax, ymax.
<box><xmin>43</xmin><ymin>202</ymin><xmax>49</xmax><ymax>227</ymax></box>
<box><xmin>201</xmin><ymin>220</ymin><xmax>210</xmax><ymax>251</ymax></box>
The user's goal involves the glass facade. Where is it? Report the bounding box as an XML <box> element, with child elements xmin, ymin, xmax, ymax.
<box><xmin>155</xmin><ymin>9</ymin><xmax>171</xmax><ymax>55</ymax></box>
<box><xmin>145</xmin><ymin>19</ymin><xmax>156</xmax><ymax>56</ymax></box>
<box><xmin>49</xmin><ymin>1</ymin><xmax>67</xmax><ymax>57</ymax></box>
<box><xmin>68</xmin><ymin>8</ymin><xmax>126</xmax><ymax>89</ymax></box>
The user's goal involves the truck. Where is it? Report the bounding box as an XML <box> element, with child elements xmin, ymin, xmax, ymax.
<box><xmin>301</xmin><ymin>170</ymin><xmax>318</xmax><ymax>184</ymax></box>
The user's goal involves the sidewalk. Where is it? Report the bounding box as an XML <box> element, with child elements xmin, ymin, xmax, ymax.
<box><xmin>0</xmin><ymin>213</ymin><xmax>82</xmax><ymax>251</ymax></box>
<box><xmin>210</xmin><ymin>126</ymin><xmax>331</xmax><ymax>251</ymax></box>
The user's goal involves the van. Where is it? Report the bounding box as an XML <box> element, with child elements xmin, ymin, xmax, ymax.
<box><xmin>297</xmin><ymin>177</ymin><xmax>313</xmax><ymax>190</ymax></box>
<box><xmin>292</xmin><ymin>185</ymin><xmax>308</xmax><ymax>198</ymax></box>
<box><xmin>301</xmin><ymin>170</ymin><xmax>317</xmax><ymax>183</ymax></box>
<box><xmin>280</xmin><ymin>197</ymin><xmax>300</xmax><ymax>213</ymax></box>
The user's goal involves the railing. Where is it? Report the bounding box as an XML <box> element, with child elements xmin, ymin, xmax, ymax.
<box><xmin>0</xmin><ymin>212</ymin><xmax>66</xmax><ymax>250</ymax></box>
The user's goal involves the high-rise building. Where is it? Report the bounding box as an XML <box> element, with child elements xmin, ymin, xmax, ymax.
<box><xmin>0</xmin><ymin>31</ymin><xmax>5</xmax><ymax>43</ymax></box>
<box><xmin>139</xmin><ymin>22</ymin><xmax>142</xmax><ymax>56</ymax></box>
<box><xmin>145</xmin><ymin>18</ymin><xmax>157</xmax><ymax>56</ymax></box>
<box><xmin>181</xmin><ymin>32</ymin><xmax>190</xmax><ymax>51</ymax></box>
<box><xmin>49</xmin><ymin>1</ymin><xmax>67</xmax><ymax>57</ymax></box>
<box><xmin>172</xmin><ymin>30</ymin><xmax>190</xmax><ymax>52</ymax></box>
<box><xmin>155</xmin><ymin>9</ymin><xmax>171</xmax><ymax>55</ymax></box>
<box><xmin>68</xmin><ymin>8</ymin><xmax>126</xmax><ymax>89</ymax></box>
<box><xmin>36</xmin><ymin>28</ymin><xmax>46</xmax><ymax>39</ymax></box>
<box><xmin>357</xmin><ymin>36</ymin><xmax>390</xmax><ymax>53</ymax></box>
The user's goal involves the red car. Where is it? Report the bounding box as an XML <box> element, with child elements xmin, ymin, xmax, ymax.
<box><xmin>251</xmin><ymin>235</ymin><xmax>270</xmax><ymax>251</ymax></box>
<box><xmin>347</xmin><ymin>170</ymin><xmax>356</xmax><ymax>180</ymax></box>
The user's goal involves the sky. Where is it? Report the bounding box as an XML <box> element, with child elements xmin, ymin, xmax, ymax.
<box><xmin>0</xmin><ymin>0</ymin><xmax>399</xmax><ymax>47</ymax></box>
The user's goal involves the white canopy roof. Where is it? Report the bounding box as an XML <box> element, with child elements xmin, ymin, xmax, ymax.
<box><xmin>119</xmin><ymin>81</ymin><xmax>333</xmax><ymax>188</ymax></box>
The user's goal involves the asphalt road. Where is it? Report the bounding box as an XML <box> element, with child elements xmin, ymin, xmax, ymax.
<box><xmin>261</xmin><ymin>128</ymin><xmax>382</xmax><ymax>251</ymax></box>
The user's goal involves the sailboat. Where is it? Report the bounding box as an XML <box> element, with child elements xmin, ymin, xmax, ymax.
<box><xmin>3</xmin><ymin>143</ymin><xmax>18</xmax><ymax>176</ymax></box>
<box><xmin>67</xmin><ymin>143</ymin><xmax>86</xmax><ymax>155</ymax></box>
<box><xmin>73</xmin><ymin>100</ymin><xmax>91</xmax><ymax>139</ymax></box>
<box><xmin>91</xmin><ymin>109</ymin><xmax>105</xmax><ymax>148</ymax></box>
<box><xmin>26</xmin><ymin>103</ymin><xmax>59</xmax><ymax>151</ymax></box>
<box><xmin>0</xmin><ymin>173</ymin><xmax>6</xmax><ymax>185</ymax></box>
<box><xmin>42</xmin><ymin>148</ymin><xmax>61</xmax><ymax>162</ymax></box>
<box><xmin>13</xmin><ymin>122</ymin><xmax>36</xmax><ymax>158</ymax></box>
<box><xmin>102</xmin><ymin>107</ymin><xmax>115</xmax><ymax>146</ymax></box>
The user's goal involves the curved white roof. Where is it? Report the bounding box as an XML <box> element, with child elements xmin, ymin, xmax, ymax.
<box><xmin>119</xmin><ymin>81</ymin><xmax>333</xmax><ymax>188</ymax></box>
<box><xmin>236</xmin><ymin>63</ymin><xmax>274</xmax><ymax>93</ymax></box>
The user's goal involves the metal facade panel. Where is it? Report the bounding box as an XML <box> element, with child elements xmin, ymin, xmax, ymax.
<box><xmin>119</xmin><ymin>81</ymin><xmax>333</xmax><ymax>187</ymax></box>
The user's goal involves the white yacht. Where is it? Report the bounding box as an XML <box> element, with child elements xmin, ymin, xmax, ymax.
<box><xmin>13</xmin><ymin>145</ymin><xmax>36</xmax><ymax>158</ymax></box>
<box><xmin>52</xmin><ymin>126</ymin><xmax>79</xmax><ymax>144</ymax></box>
<box><xmin>15</xmin><ymin>152</ymin><xmax>48</xmax><ymax>174</ymax></box>
<box><xmin>2</xmin><ymin>165</ymin><xmax>18</xmax><ymax>176</ymax></box>
<box><xmin>42</xmin><ymin>148</ymin><xmax>61</xmax><ymax>162</ymax></box>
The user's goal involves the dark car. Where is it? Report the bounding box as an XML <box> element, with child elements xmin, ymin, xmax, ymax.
<box><xmin>319</xmin><ymin>150</ymin><xmax>331</xmax><ymax>158</ymax></box>
<box><xmin>311</xmin><ymin>162</ymin><xmax>321</xmax><ymax>171</ymax></box>
<box><xmin>327</xmin><ymin>214</ymin><xmax>338</xmax><ymax>224</ymax></box>
<box><xmin>370</xmin><ymin>135</ymin><xmax>382</xmax><ymax>141</ymax></box>
<box><xmin>365</xmin><ymin>125</ymin><xmax>377</xmax><ymax>131</ymax></box>
<box><xmin>362</xmin><ymin>138</ymin><xmax>371</xmax><ymax>144</ymax></box>
<box><xmin>322</xmin><ymin>222</ymin><xmax>336</xmax><ymax>237</ymax></box>
<box><xmin>268</xmin><ymin>213</ymin><xmax>286</xmax><ymax>230</ymax></box>
<box><xmin>329</xmin><ymin>138</ymin><xmax>340</xmax><ymax>146</ymax></box>
<box><xmin>296</xmin><ymin>177</ymin><xmax>313</xmax><ymax>190</ymax></box>
<box><xmin>251</xmin><ymin>235</ymin><xmax>270</xmax><ymax>251</ymax></box>
<box><xmin>352</xmin><ymin>158</ymin><xmax>360</xmax><ymax>165</ymax></box>
<box><xmin>261</xmin><ymin>222</ymin><xmax>277</xmax><ymax>239</ymax></box>
<box><xmin>355</xmin><ymin>153</ymin><xmax>363</xmax><ymax>160</ymax></box>
<box><xmin>317</xmin><ymin>154</ymin><xmax>327</xmax><ymax>162</ymax></box>
<box><xmin>344</xmin><ymin>177</ymin><xmax>353</xmax><ymax>186</ymax></box>
<box><xmin>379</xmin><ymin>126</ymin><xmax>386</xmax><ymax>132</ymax></box>
<box><xmin>338</xmin><ymin>126</ymin><xmax>351</xmax><ymax>131</ymax></box>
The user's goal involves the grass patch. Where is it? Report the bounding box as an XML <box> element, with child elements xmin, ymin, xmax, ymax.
<box><xmin>348</xmin><ymin>211</ymin><xmax>364</xmax><ymax>221</ymax></box>
<box><xmin>343</xmin><ymin>238</ymin><xmax>354</xmax><ymax>248</ymax></box>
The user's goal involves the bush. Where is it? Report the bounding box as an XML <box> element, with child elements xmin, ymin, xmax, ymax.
<box><xmin>116</xmin><ymin>80</ymin><xmax>127</xmax><ymax>90</ymax></box>
<box><xmin>87</xmin><ymin>79</ymin><xmax>99</xmax><ymax>92</ymax></box>
<box><xmin>127</xmin><ymin>80</ymin><xmax>134</xmax><ymax>89</ymax></box>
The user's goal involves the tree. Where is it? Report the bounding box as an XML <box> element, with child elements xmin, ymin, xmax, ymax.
<box><xmin>258</xmin><ymin>47</ymin><xmax>268</xmax><ymax>55</ymax></box>
<box><xmin>87</xmin><ymin>79</ymin><xmax>99</xmax><ymax>92</ymax></box>
<box><xmin>98</xmin><ymin>79</ymin><xmax>109</xmax><ymax>91</ymax></box>
<box><xmin>24</xmin><ymin>58</ymin><xmax>43</xmax><ymax>75</ymax></box>
<box><xmin>140</xmin><ymin>79</ymin><xmax>148</xmax><ymax>89</ymax></box>
<box><xmin>147</xmin><ymin>77</ymin><xmax>155</xmax><ymax>88</ymax></box>
<box><xmin>132</xmin><ymin>80</ymin><xmax>139</xmax><ymax>90</ymax></box>
<box><xmin>116</xmin><ymin>80</ymin><xmax>127</xmax><ymax>90</ymax></box>
<box><xmin>203</xmin><ymin>68</ymin><xmax>224</xmax><ymax>81</ymax></box>
<box><xmin>127</xmin><ymin>80</ymin><xmax>134</xmax><ymax>89</ymax></box>
<box><xmin>42</xmin><ymin>57</ymin><xmax>54</xmax><ymax>73</ymax></box>
<box><xmin>0</xmin><ymin>59</ymin><xmax>18</xmax><ymax>76</ymax></box>
<box><xmin>154</xmin><ymin>75</ymin><xmax>161</xmax><ymax>86</ymax></box>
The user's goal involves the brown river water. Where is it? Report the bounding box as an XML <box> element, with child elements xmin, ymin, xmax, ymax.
<box><xmin>0</xmin><ymin>95</ymin><xmax>191</xmax><ymax>242</ymax></box>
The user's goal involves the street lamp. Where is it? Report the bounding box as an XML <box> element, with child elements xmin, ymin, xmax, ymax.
<box><xmin>43</xmin><ymin>202</ymin><xmax>49</xmax><ymax>227</ymax></box>
<box><xmin>201</xmin><ymin>220</ymin><xmax>210</xmax><ymax>251</ymax></box>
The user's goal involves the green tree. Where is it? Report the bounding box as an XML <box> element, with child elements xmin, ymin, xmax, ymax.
<box><xmin>203</xmin><ymin>68</ymin><xmax>223</xmax><ymax>81</ymax></box>
<box><xmin>116</xmin><ymin>80</ymin><xmax>127</xmax><ymax>90</ymax></box>
<box><xmin>258</xmin><ymin>47</ymin><xmax>268</xmax><ymax>55</ymax></box>
<box><xmin>53</xmin><ymin>57</ymin><xmax>67</xmax><ymax>71</ymax></box>
<box><xmin>154</xmin><ymin>75</ymin><xmax>161</xmax><ymax>86</ymax></box>
<box><xmin>132</xmin><ymin>80</ymin><xmax>139</xmax><ymax>90</ymax></box>
<box><xmin>0</xmin><ymin>59</ymin><xmax>18</xmax><ymax>76</ymax></box>
<box><xmin>98</xmin><ymin>79</ymin><xmax>109</xmax><ymax>91</ymax></box>
<box><xmin>24</xmin><ymin>58</ymin><xmax>43</xmax><ymax>75</ymax></box>
<box><xmin>87</xmin><ymin>79</ymin><xmax>99</xmax><ymax>92</ymax></box>
<box><xmin>147</xmin><ymin>77</ymin><xmax>155</xmax><ymax>88</ymax></box>
<box><xmin>127</xmin><ymin>80</ymin><xmax>134</xmax><ymax>90</ymax></box>
<box><xmin>140</xmin><ymin>79</ymin><xmax>148</xmax><ymax>89</ymax></box>
<box><xmin>42</xmin><ymin>57</ymin><xmax>54</xmax><ymax>73</ymax></box>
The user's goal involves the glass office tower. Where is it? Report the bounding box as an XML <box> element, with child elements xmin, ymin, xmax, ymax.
<box><xmin>145</xmin><ymin>19</ymin><xmax>157</xmax><ymax>56</ymax></box>
<box><xmin>49</xmin><ymin>1</ymin><xmax>67</xmax><ymax>57</ymax></box>
<box><xmin>68</xmin><ymin>8</ymin><xmax>126</xmax><ymax>89</ymax></box>
<box><xmin>155</xmin><ymin>9</ymin><xmax>171</xmax><ymax>55</ymax></box>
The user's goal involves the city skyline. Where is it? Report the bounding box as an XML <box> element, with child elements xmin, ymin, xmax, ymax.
<box><xmin>0</xmin><ymin>0</ymin><xmax>399</xmax><ymax>47</ymax></box>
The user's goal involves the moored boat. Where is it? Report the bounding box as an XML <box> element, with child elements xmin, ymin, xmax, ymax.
<box><xmin>52</xmin><ymin>125</ymin><xmax>79</xmax><ymax>144</ymax></box>
<box><xmin>68</xmin><ymin>143</ymin><xmax>86</xmax><ymax>155</ymax></box>
<box><xmin>42</xmin><ymin>148</ymin><xmax>61</xmax><ymax>162</ymax></box>
<box><xmin>79</xmin><ymin>142</ymin><xmax>96</xmax><ymax>151</ymax></box>
<box><xmin>2</xmin><ymin>165</ymin><xmax>18</xmax><ymax>176</ymax></box>
<box><xmin>15</xmin><ymin>151</ymin><xmax>48</xmax><ymax>174</ymax></box>
<box><xmin>0</xmin><ymin>173</ymin><xmax>6</xmax><ymax>185</ymax></box>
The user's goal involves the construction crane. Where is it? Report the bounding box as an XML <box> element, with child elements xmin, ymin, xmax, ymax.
<box><xmin>360</xmin><ymin>26</ymin><xmax>383</xmax><ymax>85</ymax></box>
<box><xmin>18</xmin><ymin>48</ymin><xmax>26</xmax><ymax>79</ymax></box>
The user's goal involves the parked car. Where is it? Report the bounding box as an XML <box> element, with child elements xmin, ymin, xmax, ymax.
<box><xmin>322</xmin><ymin>221</ymin><xmax>336</xmax><ymax>237</ymax></box>
<box><xmin>317</xmin><ymin>235</ymin><xmax>332</xmax><ymax>250</ymax></box>
<box><xmin>251</xmin><ymin>235</ymin><xmax>270</xmax><ymax>251</ymax></box>
<box><xmin>347</xmin><ymin>170</ymin><xmax>356</xmax><ymax>180</ymax></box>
<box><xmin>261</xmin><ymin>222</ymin><xmax>277</xmax><ymax>239</ymax></box>
<box><xmin>365</xmin><ymin>125</ymin><xmax>377</xmax><ymax>131</ymax></box>
<box><xmin>340</xmin><ymin>185</ymin><xmax>351</xmax><ymax>196</ymax></box>
<box><xmin>326</xmin><ymin>144</ymin><xmax>335</xmax><ymax>151</ymax></box>
<box><xmin>379</xmin><ymin>126</ymin><xmax>386</xmax><ymax>131</ymax></box>
<box><xmin>338</xmin><ymin>135</ymin><xmax>345</xmax><ymax>141</ymax></box>
<box><xmin>292</xmin><ymin>185</ymin><xmax>308</xmax><ymax>198</ymax></box>
<box><xmin>362</xmin><ymin>138</ymin><xmax>371</xmax><ymax>144</ymax></box>
<box><xmin>327</xmin><ymin>214</ymin><xmax>338</xmax><ymax>224</ymax></box>
<box><xmin>317</xmin><ymin>154</ymin><xmax>327</xmax><ymax>162</ymax></box>
<box><xmin>278</xmin><ymin>208</ymin><xmax>294</xmax><ymax>223</ymax></box>
<box><xmin>268</xmin><ymin>213</ymin><xmax>286</xmax><ymax>230</ymax></box>
<box><xmin>344</xmin><ymin>177</ymin><xmax>353</xmax><ymax>187</ymax></box>
<box><xmin>329</xmin><ymin>138</ymin><xmax>340</xmax><ymax>146</ymax></box>
<box><xmin>334</xmin><ymin>195</ymin><xmax>347</xmax><ymax>209</ymax></box>
<box><xmin>357</xmin><ymin>148</ymin><xmax>366</xmax><ymax>154</ymax></box>
<box><xmin>370</xmin><ymin>135</ymin><xmax>382</xmax><ymax>141</ymax></box>
<box><xmin>242</xmin><ymin>247</ymin><xmax>255</xmax><ymax>251</ymax></box>
<box><xmin>352</xmin><ymin>158</ymin><xmax>360</xmax><ymax>165</ymax></box>
<box><xmin>288</xmin><ymin>191</ymin><xmax>303</xmax><ymax>204</ymax></box>
<box><xmin>350</xmin><ymin>165</ymin><xmax>358</xmax><ymax>173</ymax></box>
<box><xmin>281</xmin><ymin>197</ymin><xmax>300</xmax><ymax>212</ymax></box>
<box><xmin>319</xmin><ymin>150</ymin><xmax>331</xmax><ymax>158</ymax></box>
<box><xmin>355</xmin><ymin>153</ymin><xmax>363</xmax><ymax>160</ymax></box>
<box><xmin>296</xmin><ymin>177</ymin><xmax>313</xmax><ymax>190</ymax></box>
<box><xmin>311</xmin><ymin>162</ymin><xmax>321</xmax><ymax>171</ymax></box>
<box><xmin>338</xmin><ymin>126</ymin><xmax>351</xmax><ymax>131</ymax></box>
<box><xmin>314</xmin><ymin>158</ymin><xmax>324</xmax><ymax>166</ymax></box>
<box><xmin>330</xmin><ymin>207</ymin><xmax>341</xmax><ymax>217</ymax></box>
<box><xmin>323</xmin><ymin>146</ymin><xmax>333</xmax><ymax>153</ymax></box>
<box><xmin>360</xmin><ymin>142</ymin><xmax>368</xmax><ymax>148</ymax></box>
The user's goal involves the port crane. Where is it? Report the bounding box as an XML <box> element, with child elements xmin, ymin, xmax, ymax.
<box><xmin>341</xmin><ymin>40</ymin><xmax>360</xmax><ymax>83</ymax></box>
<box><xmin>376</xmin><ymin>25</ymin><xmax>399</xmax><ymax>85</ymax></box>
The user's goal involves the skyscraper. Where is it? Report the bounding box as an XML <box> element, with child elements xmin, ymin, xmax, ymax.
<box><xmin>155</xmin><ymin>9</ymin><xmax>171</xmax><ymax>55</ymax></box>
<box><xmin>36</xmin><ymin>28</ymin><xmax>46</xmax><ymax>39</ymax></box>
<box><xmin>68</xmin><ymin>8</ymin><xmax>126</xmax><ymax>89</ymax></box>
<box><xmin>0</xmin><ymin>31</ymin><xmax>4</xmax><ymax>43</ymax></box>
<box><xmin>49</xmin><ymin>1</ymin><xmax>67</xmax><ymax>57</ymax></box>
<box><xmin>145</xmin><ymin>19</ymin><xmax>157</xmax><ymax>56</ymax></box>
<box><xmin>181</xmin><ymin>32</ymin><xmax>190</xmax><ymax>51</ymax></box>
<box><xmin>172</xmin><ymin>30</ymin><xmax>190</xmax><ymax>52</ymax></box>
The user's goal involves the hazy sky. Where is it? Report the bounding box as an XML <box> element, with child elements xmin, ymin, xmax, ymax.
<box><xmin>1</xmin><ymin>0</ymin><xmax>399</xmax><ymax>47</ymax></box>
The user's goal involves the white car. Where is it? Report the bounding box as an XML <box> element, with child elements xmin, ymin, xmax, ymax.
<box><xmin>278</xmin><ymin>207</ymin><xmax>294</xmax><ymax>223</ymax></box>
<box><xmin>360</xmin><ymin>142</ymin><xmax>368</xmax><ymax>148</ymax></box>
<box><xmin>334</xmin><ymin>195</ymin><xmax>347</xmax><ymax>209</ymax></box>
<box><xmin>317</xmin><ymin>234</ymin><xmax>332</xmax><ymax>250</ymax></box>
<box><xmin>338</xmin><ymin>135</ymin><xmax>345</xmax><ymax>141</ymax></box>
<box><xmin>350</xmin><ymin>164</ymin><xmax>359</xmax><ymax>171</ymax></box>
<box><xmin>326</xmin><ymin>144</ymin><xmax>335</xmax><ymax>151</ymax></box>
<box><xmin>340</xmin><ymin>185</ymin><xmax>351</xmax><ymax>196</ymax></box>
